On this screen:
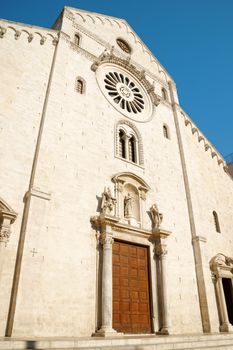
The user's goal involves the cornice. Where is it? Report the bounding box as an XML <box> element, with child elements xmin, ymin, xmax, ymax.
<box><xmin>176</xmin><ymin>103</ymin><xmax>226</xmax><ymax>169</ymax></box>
<box><xmin>0</xmin><ymin>23</ymin><xmax>58</xmax><ymax>46</ymax></box>
<box><xmin>69</xmin><ymin>42</ymin><xmax>98</xmax><ymax>62</ymax></box>
<box><xmin>91</xmin><ymin>214</ymin><xmax>172</xmax><ymax>243</ymax></box>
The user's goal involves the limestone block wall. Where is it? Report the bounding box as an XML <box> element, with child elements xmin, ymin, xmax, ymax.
<box><xmin>177</xmin><ymin>108</ymin><xmax>233</xmax><ymax>332</ymax></box>
<box><xmin>1</xmin><ymin>7</ymin><xmax>227</xmax><ymax>338</ymax></box>
<box><xmin>0</xmin><ymin>19</ymin><xmax>57</xmax><ymax>336</ymax></box>
<box><xmin>7</xmin><ymin>10</ymin><xmax>203</xmax><ymax>337</ymax></box>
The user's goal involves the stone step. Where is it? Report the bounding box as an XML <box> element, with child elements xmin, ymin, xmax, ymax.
<box><xmin>1</xmin><ymin>334</ymin><xmax>233</xmax><ymax>350</ymax></box>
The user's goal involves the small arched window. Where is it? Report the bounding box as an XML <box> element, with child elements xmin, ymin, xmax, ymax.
<box><xmin>213</xmin><ymin>211</ymin><xmax>221</xmax><ymax>233</ymax></box>
<box><xmin>74</xmin><ymin>33</ymin><xmax>80</xmax><ymax>46</ymax></box>
<box><xmin>75</xmin><ymin>78</ymin><xmax>85</xmax><ymax>94</ymax></box>
<box><xmin>163</xmin><ymin>125</ymin><xmax>169</xmax><ymax>139</ymax></box>
<box><xmin>162</xmin><ymin>88</ymin><xmax>168</xmax><ymax>101</ymax></box>
<box><xmin>119</xmin><ymin>130</ymin><xmax>126</xmax><ymax>159</ymax></box>
<box><xmin>128</xmin><ymin>135</ymin><xmax>136</xmax><ymax>163</ymax></box>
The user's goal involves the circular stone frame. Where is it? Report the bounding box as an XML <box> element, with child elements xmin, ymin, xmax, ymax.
<box><xmin>96</xmin><ymin>63</ymin><xmax>153</xmax><ymax>122</ymax></box>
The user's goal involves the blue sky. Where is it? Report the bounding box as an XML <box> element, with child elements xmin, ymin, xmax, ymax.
<box><xmin>1</xmin><ymin>0</ymin><xmax>233</xmax><ymax>158</ymax></box>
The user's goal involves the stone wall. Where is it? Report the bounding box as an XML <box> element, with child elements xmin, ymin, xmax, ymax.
<box><xmin>0</xmin><ymin>6</ymin><xmax>232</xmax><ymax>338</ymax></box>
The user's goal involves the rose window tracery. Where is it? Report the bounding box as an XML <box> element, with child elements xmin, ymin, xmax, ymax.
<box><xmin>104</xmin><ymin>72</ymin><xmax>144</xmax><ymax>114</ymax></box>
<box><xmin>96</xmin><ymin>63</ymin><xmax>153</xmax><ymax>122</ymax></box>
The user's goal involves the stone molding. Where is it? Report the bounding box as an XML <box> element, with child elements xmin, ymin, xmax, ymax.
<box><xmin>25</xmin><ymin>188</ymin><xmax>51</xmax><ymax>201</ymax></box>
<box><xmin>177</xmin><ymin>104</ymin><xmax>226</xmax><ymax>169</ymax></box>
<box><xmin>0</xmin><ymin>22</ymin><xmax>58</xmax><ymax>46</ymax></box>
<box><xmin>65</xmin><ymin>6</ymin><xmax>172</xmax><ymax>85</ymax></box>
<box><xmin>70</xmin><ymin>22</ymin><xmax>171</xmax><ymax>88</ymax></box>
<box><xmin>69</xmin><ymin>42</ymin><xmax>99</xmax><ymax>62</ymax></box>
<box><xmin>209</xmin><ymin>253</ymin><xmax>233</xmax><ymax>332</ymax></box>
<box><xmin>0</xmin><ymin>197</ymin><xmax>17</xmax><ymax>244</ymax></box>
<box><xmin>91</xmin><ymin>53</ymin><xmax>160</xmax><ymax>107</ymax></box>
<box><xmin>192</xmin><ymin>236</ymin><xmax>207</xmax><ymax>244</ymax></box>
<box><xmin>210</xmin><ymin>253</ymin><xmax>233</xmax><ymax>278</ymax></box>
<box><xmin>115</xmin><ymin>119</ymin><xmax>144</xmax><ymax>166</ymax></box>
<box><xmin>91</xmin><ymin>213</ymin><xmax>171</xmax><ymax>242</ymax></box>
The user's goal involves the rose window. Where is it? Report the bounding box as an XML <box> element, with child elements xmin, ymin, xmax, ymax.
<box><xmin>96</xmin><ymin>63</ymin><xmax>153</xmax><ymax>122</ymax></box>
<box><xmin>104</xmin><ymin>72</ymin><xmax>144</xmax><ymax>114</ymax></box>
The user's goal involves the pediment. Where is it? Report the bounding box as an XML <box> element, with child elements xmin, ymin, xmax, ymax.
<box><xmin>112</xmin><ymin>172</ymin><xmax>150</xmax><ymax>192</ymax></box>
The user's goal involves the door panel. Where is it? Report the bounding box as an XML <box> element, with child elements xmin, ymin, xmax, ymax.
<box><xmin>113</xmin><ymin>241</ymin><xmax>152</xmax><ymax>333</ymax></box>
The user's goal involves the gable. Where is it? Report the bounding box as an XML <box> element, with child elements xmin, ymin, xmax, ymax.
<box><xmin>62</xmin><ymin>7</ymin><xmax>173</xmax><ymax>84</ymax></box>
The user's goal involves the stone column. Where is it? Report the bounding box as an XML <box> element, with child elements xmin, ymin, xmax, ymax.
<box><xmin>155</xmin><ymin>242</ymin><xmax>169</xmax><ymax>335</ymax></box>
<box><xmin>97</xmin><ymin>230</ymin><xmax>116</xmax><ymax>336</ymax></box>
<box><xmin>217</xmin><ymin>277</ymin><xmax>230</xmax><ymax>332</ymax></box>
<box><xmin>211</xmin><ymin>274</ymin><xmax>223</xmax><ymax>328</ymax></box>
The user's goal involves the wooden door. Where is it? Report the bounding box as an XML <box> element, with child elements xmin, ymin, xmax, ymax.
<box><xmin>113</xmin><ymin>241</ymin><xmax>152</xmax><ymax>333</ymax></box>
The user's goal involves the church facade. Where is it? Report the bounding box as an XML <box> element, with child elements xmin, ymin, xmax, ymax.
<box><xmin>0</xmin><ymin>6</ymin><xmax>233</xmax><ymax>339</ymax></box>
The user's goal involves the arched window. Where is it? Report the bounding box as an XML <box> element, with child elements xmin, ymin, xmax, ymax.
<box><xmin>128</xmin><ymin>135</ymin><xmax>136</xmax><ymax>163</ymax></box>
<box><xmin>162</xmin><ymin>88</ymin><xmax>168</xmax><ymax>101</ymax></box>
<box><xmin>75</xmin><ymin>78</ymin><xmax>85</xmax><ymax>94</ymax></box>
<box><xmin>213</xmin><ymin>211</ymin><xmax>221</xmax><ymax>233</ymax></box>
<box><xmin>163</xmin><ymin>125</ymin><xmax>169</xmax><ymax>139</ymax></box>
<box><xmin>116</xmin><ymin>120</ymin><xmax>144</xmax><ymax>166</ymax></box>
<box><xmin>119</xmin><ymin>130</ymin><xmax>126</xmax><ymax>159</ymax></box>
<box><xmin>74</xmin><ymin>33</ymin><xmax>80</xmax><ymax>46</ymax></box>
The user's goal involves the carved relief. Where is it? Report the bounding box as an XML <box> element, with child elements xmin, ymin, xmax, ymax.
<box><xmin>150</xmin><ymin>204</ymin><xmax>163</xmax><ymax>230</ymax></box>
<box><xmin>210</xmin><ymin>254</ymin><xmax>233</xmax><ymax>273</ymax></box>
<box><xmin>100</xmin><ymin>232</ymin><xmax>114</xmax><ymax>246</ymax></box>
<box><xmin>155</xmin><ymin>243</ymin><xmax>167</xmax><ymax>257</ymax></box>
<box><xmin>0</xmin><ymin>198</ymin><xmax>17</xmax><ymax>245</ymax></box>
<box><xmin>100</xmin><ymin>187</ymin><xmax>116</xmax><ymax>215</ymax></box>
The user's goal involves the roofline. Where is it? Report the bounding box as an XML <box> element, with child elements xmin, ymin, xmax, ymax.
<box><xmin>0</xmin><ymin>18</ymin><xmax>58</xmax><ymax>34</ymax></box>
<box><xmin>65</xmin><ymin>6</ymin><xmax>126</xmax><ymax>22</ymax></box>
<box><xmin>65</xmin><ymin>6</ymin><xmax>175</xmax><ymax>83</ymax></box>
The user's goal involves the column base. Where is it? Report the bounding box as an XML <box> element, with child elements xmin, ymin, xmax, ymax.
<box><xmin>156</xmin><ymin>328</ymin><xmax>169</xmax><ymax>335</ymax></box>
<box><xmin>220</xmin><ymin>323</ymin><xmax>233</xmax><ymax>332</ymax></box>
<box><xmin>93</xmin><ymin>327</ymin><xmax>119</xmax><ymax>337</ymax></box>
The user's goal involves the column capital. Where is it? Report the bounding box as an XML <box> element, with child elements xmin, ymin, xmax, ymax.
<box><xmin>155</xmin><ymin>243</ymin><xmax>168</xmax><ymax>257</ymax></box>
<box><xmin>100</xmin><ymin>232</ymin><xmax>114</xmax><ymax>246</ymax></box>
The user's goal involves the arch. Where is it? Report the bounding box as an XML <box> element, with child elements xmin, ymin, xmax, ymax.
<box><xmin>128</xmin><ymin>135</ymin><xmax>136</xmax><ymax>163</ymax></box>
<box><xmin>210</xmin><ymin>254</ymin><xmax>233</xmax><ymax>332</ymax></box>
<box><xmin>115</xmin><ymin>120</ymin><xmax>144</xmax><ymax>165</ymax></box>
<box><xmin>213</xmin><ymin>211</ymin><xmax>221</xmax><ymax>233</ymax></box>
<box><xmin>112</xmin><ymin>172</ymin><xmax>150</xmax><ymax>191</ymax></box>
<box><xmin>163</xmin><ymin>124</ymin><xmax>170</xmax><ymax>139</ymax></box>
<box><xmin>161</xmin><ymin>87</ymin><xmax>168</xmax><ymax>101</ymax></box>
<box><xmin>118</xmin><ymin>129</ymin><xmax>126</xmax><ymax>159</ymax></box>
<box><xmin>112</xmin><ymin>172</ymin><xmax>150</xmax><ymax>226</ymax></box>
<box><xmin>75</xmin><ymin>77</ymin><xmax>86</xmax><ymax>94</ymax></box>
<box><xmin>74</xmin><ymin>32</ymin><xmax>81</xmax><ymax>46</ymax></box>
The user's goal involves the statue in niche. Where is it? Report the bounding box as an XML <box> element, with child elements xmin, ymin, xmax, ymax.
<box><xmin>124</xmin><ymin>193</ymin><xmax>133</xmax><ymax>217</ymax></box>
<box><xmin>150</xmin><ymin>204</ymin><xmax>163</xmax><ymax>230</ymax></box>
<box><xmin>100</xmin><ymin>187</ymin><xmax>116</xmax><ymax>215</ymax></box>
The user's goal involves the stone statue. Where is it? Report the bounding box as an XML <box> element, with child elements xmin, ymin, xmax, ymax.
<box><xmin>150</xmin><ymin>204</ymin><xmax>163</xmax><ymax>230</ymax></box>
<box><xmin>100</xmin><ymin>187</ymin><xmax>116</xmax><ymax>215</ymax></box>
<box><xmin>124</xmin><ymin>193</ymin><xmax>133</xmax><ymax>217</ymax></box>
